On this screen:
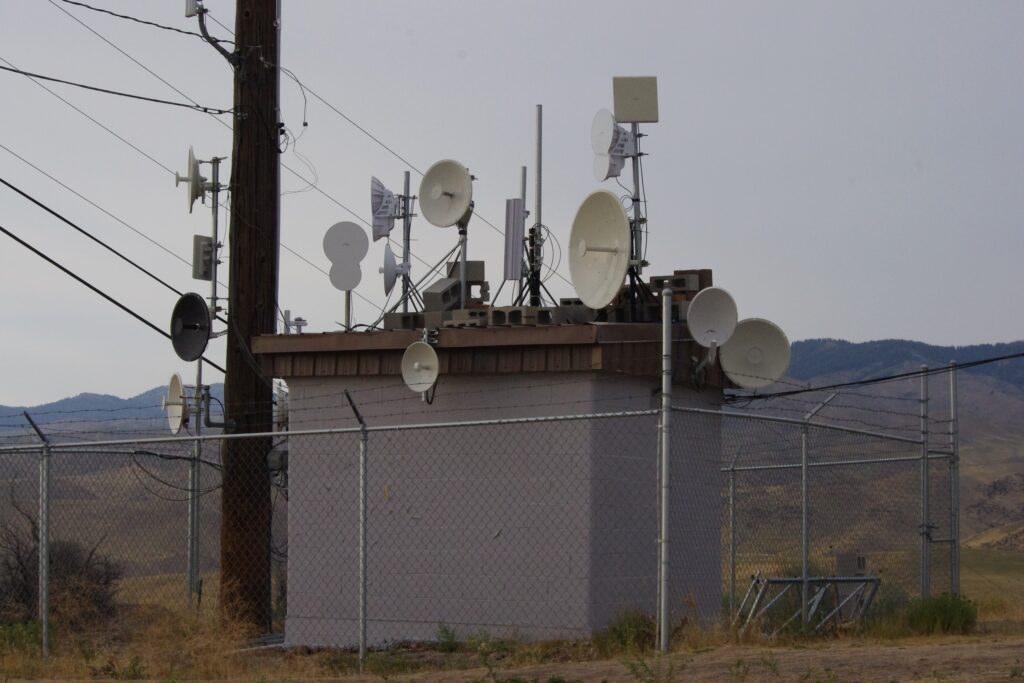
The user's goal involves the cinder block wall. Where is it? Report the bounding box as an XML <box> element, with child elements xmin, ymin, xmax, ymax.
<box><xmin>283</xmin><ymin>373</ymin><xmax>721</xmax><ymax>646</ymax></box>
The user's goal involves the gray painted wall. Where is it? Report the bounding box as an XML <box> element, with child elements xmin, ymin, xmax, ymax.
<box><xmin>283</xmin><ymin>372</ymin><xmax>722</xmax><ymax>647</ymax></box>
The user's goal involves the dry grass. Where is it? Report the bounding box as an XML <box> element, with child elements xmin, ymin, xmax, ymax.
<box><xmin>2</xmin><ymin>548</ymin><xmax>1022</xmax><ymax>681</ymax></box>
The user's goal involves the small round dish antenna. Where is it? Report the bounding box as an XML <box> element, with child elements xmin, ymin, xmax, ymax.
<box><xmin>170</xmin><ymin>292</ymin><xmax>211</xmax><ymax>362</ymax></box>
<box><xmin>370</xmin><ymin>176</ymin><xmax>400</xmax><ymax>241</ymax></box>
<box><xmin>720</xmin><ymin>318</ymin><xmax>791</xmax><ymax>389</ymax></box>
<box><xmin>161</xmin><ymin>373</ymin><xmax>188</xmax><ymax>434</ymax></box>
<box><xmin>323</xmin><ymin>221</ymin><xmax>369</xmax><ymax>291</ymax></box>
<box><xmin>568</xmin><ymin>190</ymin><xmax>631</xmax><ymax>309</ymax></box>
<box><xmin>175</xmin><ymin>146</ymin><xmax>207</xmax><ymax>213</ymax></box>
<box><xmin>686</xmin><ymin>287</ymin><xmax>738</xmax><ymax>349</ymax></box>
<box><xmin>401</xmin><ymin>341</ymin><xmax>439</xmax><ymax>393</ymax></box>
<box><xmin>419</xmin><ymin>160</ymin><xmax>473</xmax><ymax>228</ymax></box>
<box><xmin>379</xmin><ymin>243</ymin><xmax>409</xmax><ymax>296</ymax></box>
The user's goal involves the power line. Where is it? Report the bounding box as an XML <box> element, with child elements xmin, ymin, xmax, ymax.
<box><xmin>730</xmin><ymin>352</ymin><xmax>1024</xmax><ymax>403</ymax></box>
<box><xmin>0</xmin><ymin>142</ymin><xmax>191</xmax><ymax>269</ymax></box>
<box><xmin>1</xmin><ymin>176</ymin><xmax>183</xmax><ymax>298</ymax></box>
<box><xmin>56</xmin><ymin>0</ymin><xmax>233</xmax><ymax>43</ymax></box>
<box><xmin>0</xmin><ymin>64</ymin><xmax>231</xmax><ymax>114</ymax></box>
<box><xmin>0</xmin><ymin>55</ymin><xmax>174</xmax><ymax>173</ymax></box>
<box><xmin>0</xmin><ymin>222</ymin><xmax>225</xmax><ymax>374</ymax></box>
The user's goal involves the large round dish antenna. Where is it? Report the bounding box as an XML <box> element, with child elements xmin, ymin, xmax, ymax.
<box><xmin>401</xmin><ymin>341</ymin><xmax>439</xmax><ymax>393</ymax></box>
<box><xmin>170</xmin><ymin>292</ymin><xmax>211</xmax><ymax>362</ymax></box>
<box><xmin>686</xmin><ymin>287</ymin><xmax>738</xmax><ymax>349</ymax></box>
<box><xmin>175</xmin><ymin>146</ymin><xmax>207</xmax><ymax>213</ymax></box>
<box><xmin>162</xmin><ymin>373</ymin><xmax>187</xmax><ymax>434</ymax></box>
<box><xmin>568</xmin><ymin>190</ymin><xmax>631</xmax><ymax>309</ymax></box>
<box><xmin>721</xmin><ymin>318</ymin><xmax>791</xmax><ymax>389</ymax></box>
<box><xmin>323</xmin><ymin>221</ymin><xmax>369</xmax><ymax>291</ymax></box>
<box><xmin>419</xmin><ymin>159</ymin><xmax>473</xmax><ymax>228</ymax></box>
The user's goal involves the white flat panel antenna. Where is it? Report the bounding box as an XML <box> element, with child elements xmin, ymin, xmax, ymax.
<box><xmin>613</xmin><ymin>76</ymin><xmax>659</xmax><ymax>123</ymax></box>
<box><xmin>503</xmin><ymin>198</ymin><xmax>526</xmax><ymax>281</ymax></box>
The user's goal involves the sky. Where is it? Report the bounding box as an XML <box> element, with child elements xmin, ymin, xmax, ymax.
<box><xmin>1</xmin><ymin>0</ymin><xmax>1022</xmax><ymax>406</ymax></box>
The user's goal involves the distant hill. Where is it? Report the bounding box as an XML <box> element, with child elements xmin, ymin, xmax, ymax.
<box><xmin>0</xmin><ymin>384</ymin><xmax>225</xmax><ymax>433</ymax></box>
<box><xmin>789</xmin><ymin>339</ymin><xmax>1024</xmax><ymax>392</ymax></box>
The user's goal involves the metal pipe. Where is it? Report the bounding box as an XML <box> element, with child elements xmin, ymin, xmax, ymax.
<box><xmin>38</xmin><ymin>441</ymin><xmax>50</xmax><ymax>657</ymax></box>
<box><xmin>657</xmin><ymin>288</ymin><xmax>671</xmax><ymax>653</ymax></box>
<box><xmin>630</xmin><ymin>123</ymin><xmax>643</xmax><ymax>273</ymax></box>
<box><xmin>800</xmin><ymin>394</ymin><xmax>835</xmax><ymax>626</ymax></box>
<box><xmin>722</xmin><ymin>453</ymin><xmax>950</xmax><ymax>474</ymax></box>
<box><xmin>920</xmin><ymin>365</ymin><xmax>930</xmax><ymax>599</ymax></box>
<box><xmin>673</xmin><ymin>405</ymin><xmax>925</xmax><ymax>445</ymax></box>
<box><xmin>190</xmin><ymin>366</ymin><xmax>202</xmax><ymax>604</ymax></box>
<box><xmin>530</xmin><ymin>104</ymin><xmax>542</xmax><ymax>307</ymax></box>
<box><xmin>801</xmin><ymin>425</ymin><xmax>809</xmax><ymax>627</ymax></box>
<box><xmin>949</xmin><ymin>361</ymin><xmax>960</xmax><ymax>594</ymax></box>
<box><xmin>402</xmin><ymin>171</ymin><xmax>411</xmax><ymax>314</ymax></box>
<box><xmin>459</xmin><ymin>228</ymin><xmax>468</xmax><ymax>310</ymax></box>
<box><xmin>343</xmin><ymin>390</ymin><xmax>368</xmax><ymax>671</ymax></box>
<box><xmin>344</xmin><ymin>290</ymin><xmax>352</xmax><ymax>329</ymax></box>
<box><xmin>728</xmin><ymin>464</ymin><xmax>736</xmax><ymax>620</ymax></box>
<box><xmin>0</xmin><ymin>409</ymin><xmax>664</xmax><ymax>454</ymax></box>
<box><xmin>358</xmin><ymin>427</ymin><xmax>367</xmax><ymax>668</ymax></box>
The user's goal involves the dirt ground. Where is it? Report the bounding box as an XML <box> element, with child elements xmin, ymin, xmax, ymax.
<box><xmin>292</xmin><ymin>634</ymin><xmax>1024</xmax><ymax>683</ymax></box>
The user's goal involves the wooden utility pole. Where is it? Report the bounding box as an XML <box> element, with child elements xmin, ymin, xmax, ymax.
<box><xmin>219</xmin><ymin>0</ymin><xmax>279</xmax><ymax>629</ymax></box>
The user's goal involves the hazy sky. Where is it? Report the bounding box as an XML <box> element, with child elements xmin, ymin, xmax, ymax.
<box><xmin>1</xmin><ymin>1</ymin><xmax>1022</xmax><ymax>405</ymax></box>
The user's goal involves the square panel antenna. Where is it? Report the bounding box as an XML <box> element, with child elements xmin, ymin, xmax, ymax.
<box><xmin>613</xmin><ymin>76</ymin><xmax>659</xmax><ymax>123</ymax></box>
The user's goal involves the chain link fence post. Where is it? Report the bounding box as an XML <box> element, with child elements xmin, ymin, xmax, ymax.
<box><xmin>38</xmin><ymin>440</ymin><xmax>50</xmax><ymax>658</ymax></box>
<box><xmin>920</xmin><ymin>365</ymin><xmax>930</xmax><ymax>599</ymax></box>
<box><xmin>657</xmin><ymin>287</ymin><xmax>671</xmax><ymax>654</ymax></box>
<box><xmin>728</xmin><ymin>459</ymin><xmax>736</xmax><ymax>621</ymax></box>
<box><xmin>949</xmin><ymin>361</ymin><xmax>960</xmax><ymax>595</ymax></box>
<box><xmin>344</xmin><ymin>390</ymin><xmax>368</xmax><ymax>671</ymax></box>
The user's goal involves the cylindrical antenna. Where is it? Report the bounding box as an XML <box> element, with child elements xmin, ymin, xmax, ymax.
<box><xmin>529</xmin><ymin>104</ymin><xmax>543</xmax><ymax>307</ymax></box>
<box><xmin>402</xmin><ymin>171</ymin><xmax>411</xmax><ymax>314</ymax></box>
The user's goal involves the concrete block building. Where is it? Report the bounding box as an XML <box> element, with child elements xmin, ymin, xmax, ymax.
<box><xmin>254</xmin><ymin>321</ymin><xmax>724</xmax><ymax>646</ymax></box>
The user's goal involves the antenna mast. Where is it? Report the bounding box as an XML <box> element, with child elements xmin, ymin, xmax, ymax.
<box><xmin>528</xmin><ymin>104</ymin><xmax>543</xmax><ymax>306</ymax></box>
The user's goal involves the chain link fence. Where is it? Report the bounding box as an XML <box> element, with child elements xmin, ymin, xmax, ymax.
<box><xmin>0</xmin><ymin>387</ymin><xmax>959</xmax><ymax>653</ymax></box>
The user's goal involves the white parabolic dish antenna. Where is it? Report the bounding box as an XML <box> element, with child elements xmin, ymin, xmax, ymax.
<box><xmin>687</xmin><ymin>287</ymin><xmax>738</xmax><ymax>348</ymax></box>
<box><xmin>162</xmin><ymin>373</ymin><xmax>187</xmax><ymax>435</ymax></box>
<box><xmin>379</xmin><ymin>243</ymin><xmax>408</xmax><ymax>296</ymax></box>
<box><xmin>323</xmin><ymin>221</ymin><xmax>369</xmax><ymax>291</ymax></box>
<box><xmin>568</xmin><ymin>190</ymin><xmax>631</xmax><ymax>309</ymax></box>
<box><xmin>720</xmin><ymin>318</ymin><xmax>791</xmax><ymax>389</ymax></box>
<box><xmin>175</xmin><ymin>146</ymin><xmax>206</xmax><ymax>213</ymax></box>
<box><xmin>419</xmin><ymin>160</ymin><xmax>473</xmax><ymax>228</ymax></box>
<box><xmin>401</xmin><ymin>341</ymin><xmax>439</xmax><ymax>393</ymax></box>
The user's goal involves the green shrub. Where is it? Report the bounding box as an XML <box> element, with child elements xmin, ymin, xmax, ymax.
<box><xmin>903</xmin><ymin>594</ymin><xmax>977</xmax><ymax>635</ymax></box>
<box><xmin>592</xmin><ymin>610</ymin><xmax>655</xmax><ymax>656</ymax></box>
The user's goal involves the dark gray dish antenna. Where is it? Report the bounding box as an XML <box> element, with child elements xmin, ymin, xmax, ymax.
<box><xmin>170</xmin><ymin>292</ymin><xmax>211</xmax><ymax>362</ymax></box>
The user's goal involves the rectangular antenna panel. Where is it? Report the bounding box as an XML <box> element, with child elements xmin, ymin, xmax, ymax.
<box><xmin>503</xmin><ymin>198</ymin><xmax>526</xmax><ymax>281</ymax></box>
<box><xmin>192</xmin><ymin>234</ymin><xmax>214</xmax><ymax>281</ymax></box>
<box><xmin>613</xmin><ymin>76</ymin><xmax>659</xmax><ymax>123</ymax></box>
